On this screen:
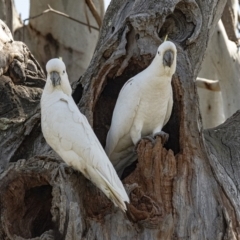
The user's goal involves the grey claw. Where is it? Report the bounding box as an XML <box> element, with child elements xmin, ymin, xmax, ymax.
<box><xmin>134</xmin><ymin>136</ymin><xmax>155</xmax><ymax>152</ymax></box>
<box><xmin>141</xmin><ymin>135</ymin><xmax>155</xmax><ymax>144</ymax></box>
<box><xmin>153</xmin><ymin>131</ymin><xmax>169</xmax><ymax>145</ymax></box>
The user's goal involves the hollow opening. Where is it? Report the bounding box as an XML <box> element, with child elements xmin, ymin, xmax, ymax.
<box><xmin>2</xmin><ymin>177</ymin><xmax>54</xmax><ymax>239</ymax></box>
<box><xmin>158</xmin><ymin>6</ymin><xmax>194</xmax><ymax>45</ymax></box>
<box><xmin>162</xmin><ymin>78</ymin><xmax>180</xmax><ymax>154</ymax></box>
<box><xmin>93</xmin><ymin>61</ymin><xmax>144</xmax><ymax>147</ymax></box>
<box><xmin>72</xmin><ymin>79</ymin><xmax>83</xmax><ymax>104</ymax></box>
<box><xmin>24</xmin><ymin>185</ymin><xmax>54</xmax><ymax>238</ymax></box>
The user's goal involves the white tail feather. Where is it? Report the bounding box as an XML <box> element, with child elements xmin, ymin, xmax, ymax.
<box><xmin>96</xmin><ymin>169</ymin><xmax>129</xmax><ymax>212</ymax></box>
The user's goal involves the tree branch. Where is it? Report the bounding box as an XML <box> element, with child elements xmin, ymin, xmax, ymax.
<box><xmin>23</xmin><ymin>4</ymin><xmax>100</xmax><ymax>32</ymax></box>
<box><xmin>84</xmin><ymin>1</ymin><xmax>92</xmax><ymax>33</ymax></box>
<box><xmin>85</xmin><ymin>0</ymin><xmax>102</xmax><ymax>28</ymax></box>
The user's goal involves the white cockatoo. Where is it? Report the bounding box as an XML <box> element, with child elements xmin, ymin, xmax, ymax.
<box><xmin>105</xmin><ymin>41</ymin><xmax>177</xmax><ymax>176</ymax></box>
<box><xmin>41</xmin><ymin>59</ymin><xmax>129</xmax><ymax>212</ymax></box>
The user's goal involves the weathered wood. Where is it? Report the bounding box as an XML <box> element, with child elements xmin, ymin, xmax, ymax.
<box><xmin>204</xmin><ymin>111</ymin><xmax>240</xmax><ymax>239</ymax></box>
<box><xmin>0</xmin><ymin>157</ymin><xmax>85</xmax><ymax>240</ymax></box>
<box><xmin>77</xmin><ymin>0</ymin><xmax>232</xmax><ymax>238</ymax></box>
<box><xmin>0</xmin><ymin>137</ymin><xmax>176</xmax><ymax>239</ymax></box>
<box><xmin>2</xmin><ymin>0</ymin><xmax>240</xmax><ymax>239</ymax></box>
<box><xmin>0</xmin><ymin>22</ymin><xmax>47</xmax><ymax>175</ymax></box>
<box><xmin>125</xmin><ymin>137</ymin><xmax>176</xmax><ymax>234</ymax></box>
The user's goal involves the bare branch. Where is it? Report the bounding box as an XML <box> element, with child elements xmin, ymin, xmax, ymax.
<box><xmin>84</xmin><ymin>1</ymin><xmax>92</xmax><ymax>33</ymax></box>
<box><xmin>23</xmin><ymin>4</ymin><xmax>100</xmax><ymax>31</ymax></box>
<box><xmin>85</xmin><ymin>0</ymin><xmax>102</xmax><ymax>28</ymax></box>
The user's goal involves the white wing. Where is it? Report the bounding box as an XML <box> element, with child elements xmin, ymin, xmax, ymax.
<box><xmin>105</xmin><ymin>78</ymin><xmax>141</xmax><ymax>160</ymax></box>
<box><xmin>163</xmin><ymin>89</ymin><xmax>173</xmax><ymax>126</ymax></box>
<box><xmin>42</xmin><ymin>94</ymin><xmax>129</xmax><ymax>211</ymax></box>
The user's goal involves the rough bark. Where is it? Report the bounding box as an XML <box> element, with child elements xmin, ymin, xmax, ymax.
<box><xmin>0</xmin><ymin>22</ymin><xmax>46</xmax><ymax>174</ymax></box>
<box><xmin>203</xmin><ymin>111</ymin><xmax>240</xmax><ymax>240</ymax></box>
<box><xmin>2</xmin><ymin>0</ymin><xmax>240</xmax><ymax>239</ymax></box>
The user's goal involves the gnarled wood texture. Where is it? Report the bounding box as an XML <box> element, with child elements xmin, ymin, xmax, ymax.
<box><xmin>2</xmin><ymin>0</ymin><xmax>240</xmax><ymax>239</ymax></box>
<box><xmin>0</xmin><ymin>23</ymin><xmax>46</xmax><ymax>174</ymax></box>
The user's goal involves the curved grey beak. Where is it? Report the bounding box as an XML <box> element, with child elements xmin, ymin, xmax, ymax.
<box><xmin>50</xmin><ymin>71</ymin><xmax>61</xmax><ymax>86</ymax></box>
<box><xmin>163</xmin><ymin>50</ymin><xmax>174</xmax><ymax>68</ymax></box>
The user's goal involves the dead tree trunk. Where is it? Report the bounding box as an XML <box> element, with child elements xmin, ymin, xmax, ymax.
<box><xmin>14</xmin><ymin>0</ymin><xmax>104</xmax><ymax>83</ymax></box>
<box><xmin>2</xmin><ymin>0</ymin><xmax>240</xmax><ymax>239</ymax></box>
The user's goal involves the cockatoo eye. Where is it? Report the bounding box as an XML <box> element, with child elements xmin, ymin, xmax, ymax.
<box><xmin>158</xmin><ymin>51</ymin><xmax>160</xmax><ymax>55</ymax></box>
<box><xmin>63</xmin><ymin>70</ymin><xmax>65</xmax><ymax>74</ymax></box>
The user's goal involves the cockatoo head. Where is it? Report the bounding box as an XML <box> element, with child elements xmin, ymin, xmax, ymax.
<box><xmin>154</xmin><ymin>41</ymin><xmax>177</xmax><ymax>76</ymax></box>
<box><xmin>45</xmin><ymin>58</ymin><xmax>72</xmax><ymax>95</ymax></box>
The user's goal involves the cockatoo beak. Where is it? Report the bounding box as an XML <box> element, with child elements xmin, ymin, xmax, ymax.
<box><xmin>50</xmin><ymin>71</ymin><xmax>61</xmax><ymax>86</ymax></box>
<box><xmin>163</xmin><ymin>50</ymin><xmax>174</xmax><ymax>68</ymax></box>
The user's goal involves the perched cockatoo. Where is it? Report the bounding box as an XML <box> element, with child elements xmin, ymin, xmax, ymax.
<box><xmin>105</xmin><ymin>41</ymin><xmax>177</xmax><ymax>176</ymax></box>
<box><xmin>41</xmin><ymin>58</ymin><xmax>129</xmax><ymax>212</ymax></box>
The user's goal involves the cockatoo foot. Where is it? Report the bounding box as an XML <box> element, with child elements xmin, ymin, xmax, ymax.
<box><xmin>153</xmin><ymin>131</ymin><xmax>169</xmax><ymax>145</ymax></box>
<box><xmin>134</xmin><ymin>131</ymin><xmax>169</xmax><ymax>152</ymax></box>
<box><xmin>134</xmin><ymin>135</ymin><xmax>155</xmax><ymax>152</ymax></box>
<box><xmin>142</xmin><ymin>135</ymin><xmax>156</xmax><ymax>143</ymax></box>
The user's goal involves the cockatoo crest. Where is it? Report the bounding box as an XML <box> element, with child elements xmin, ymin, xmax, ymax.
<box><xmin>45</xmin><ymin>58</ymin><xmax>72</xmax><ymax>96</ymax></box>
